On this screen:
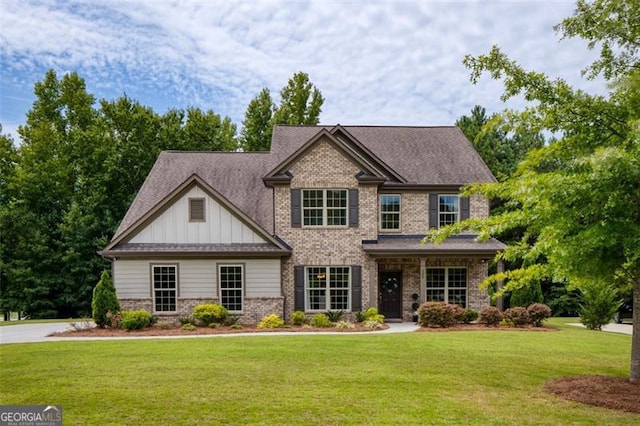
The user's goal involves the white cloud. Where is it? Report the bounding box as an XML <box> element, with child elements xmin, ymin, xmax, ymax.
<box><xmin>0</xmin><ymin>0</ymin><xmax>607</xmax><ymax>137</ymax></box>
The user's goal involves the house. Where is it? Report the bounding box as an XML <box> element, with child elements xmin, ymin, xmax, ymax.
<box><xmin>100</xmin><ymin>125</ymin><xmax>505</xmax><ymax>323</ymax></box>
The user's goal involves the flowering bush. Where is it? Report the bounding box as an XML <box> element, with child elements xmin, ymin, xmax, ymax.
<box><xmin>418</xmin><ymin>302</ymin><xmax>458</xmax><ymax>328</ymax></box>
<box><xmin>527</xmin><ymin>303</ymin><xmax>552</xmax><ymax>327</ymax></box>
<box><xmin>503</xmin><ymin>307</ymin><xmax>530</xmax><ymax>327</ymax></box>
<box><xmin>478</xmin><ymin>306</ymin><xmax>503</xmax><ymax>327</ymax></box>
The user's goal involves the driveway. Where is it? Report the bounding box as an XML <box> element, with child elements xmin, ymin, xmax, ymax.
<box><xmin>567</xmin><ymin>322</ymin><xmax>633</xmax><ymax>335</ymax></box>
<box><xmin>0</xmin><ymin>321</ymin><xmax>84</xmax><ymax>344</ymax></box>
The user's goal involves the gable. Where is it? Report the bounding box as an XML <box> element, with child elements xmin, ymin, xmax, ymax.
<box><xmin>129</xmin><ymin>185</ymin><xmax>268</xmax><ymax>245</ymax></box>
<box><xmin>264</xmin><ymin>126</ymin><xmax>404</xmax><ymax>186</ymax></box>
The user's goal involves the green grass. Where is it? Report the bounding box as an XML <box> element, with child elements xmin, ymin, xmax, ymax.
<box><xmin>0</xmin><ymin>318</ymin><xmax>637</xmax><ymax>425</ymax></box>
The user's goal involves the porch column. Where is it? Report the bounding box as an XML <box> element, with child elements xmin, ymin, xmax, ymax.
<box><xmin>419</xmin><ymin>258</ymin><xmax>426</xmax><ymax>303</ymax></box>
<box><xmin>495</xmin><ymin>260</ymin><xmax>505</xmax><ymax>311</ymax></box>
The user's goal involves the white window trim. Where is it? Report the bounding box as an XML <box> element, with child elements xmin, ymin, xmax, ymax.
<box><xmin>379</xmin><ymin>194</ymin><xmax>401</xmax><ymax>231</ymax></box>
<box><xmin>425</xmin><ymin>267</ymin><xmax>468</xmax><ymax>308</ymax></box>
<box><xmin>304</xmin><ymin>266</ymin><xmax>352</xmax><ymax>312</ymax></box>
<box><xmin>218</xmin><ymin>263</ymin><xmax>245</xmax><ymax>313</ymax></box>
<box><xmin>302</xmin><ymin>189</ymin><xmax>348</xmax><ymax>228</ymax></box>
<box><xmin>151</xmin><ymin>263</ymin><xmax>179</xmax><ymax>314</ymax></box>
<box><xmin>438</xmin><ymin>194</ymin><xmax>460</xmax><ymax>229</ymax></box>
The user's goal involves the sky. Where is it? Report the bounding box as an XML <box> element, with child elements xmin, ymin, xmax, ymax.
<box><xmin>1</xmin><ymin>0</ymin><xmax>607</xmax><ymax>142</ymax></box>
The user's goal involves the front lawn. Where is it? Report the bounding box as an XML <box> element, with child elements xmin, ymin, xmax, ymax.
<box><xmin>0</xmin><ymin>319</ymin><xmax>637</xmax><ymax>425</ymax></box>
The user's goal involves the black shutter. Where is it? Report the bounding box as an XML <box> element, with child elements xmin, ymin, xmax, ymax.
<box><xmin>294</xmin><ymin>266</ymin><xmax>305</xmax><ymax>311</ymax></box>
<box><xmin>460</xmin><ymin>196</ymin><xmax>470</xmax><ymax>220</ymax></box>
<box><xmin>291</xmin><ymin>189</ymin><xmax>301</xmax><ymax>228</ymax></box>
<box><xmin>351</xmin><ymin>265</ymin><xmax>362</xmax><ymax>311</ymax></box>
<box><xmin>429</xmin><ymin>193</ymin><xmax>439</xmax><ymax>229</ymax></box>
<box><xmin>348</xmin><ymin>189</ymin><xmax>359</xmax><ymax>228</ymax></box>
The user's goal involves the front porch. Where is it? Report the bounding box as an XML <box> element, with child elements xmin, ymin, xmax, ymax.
<box><xmin>363</xmin><ymin>235</ymin><xmax>505</xmax><ymax>322</ymax></box>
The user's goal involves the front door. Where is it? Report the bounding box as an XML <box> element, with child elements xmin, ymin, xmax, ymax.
<box><xmin>379</xmin><ymin>271</ymin><xmax>402</xmax><ymax>319</ymax></box>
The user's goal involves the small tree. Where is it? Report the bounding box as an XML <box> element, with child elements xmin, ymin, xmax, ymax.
<box><xmin>579</xmin><ymin>283</ymin><xmax>621</xmax><ymax>331</ymax></box>
<box><xmin>510</xmin><ymin>282</ymin><xmax>543</xmax><ymax>308</ymax></box>
<box><xmin>91</xmin><ymin>270</ymin><xmax>120</xmax><ymax>328</ymax></box>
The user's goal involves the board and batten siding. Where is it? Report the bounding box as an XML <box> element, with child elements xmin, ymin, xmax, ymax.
<box><xmin>113</xmin><ymin>259</ymin><xmax>281</xmax><ymax>299</ymax></box>
<box><xmin>129</xmin><ymin>186</ymin><xmax>266</xmax><ymax>244</ymax></box>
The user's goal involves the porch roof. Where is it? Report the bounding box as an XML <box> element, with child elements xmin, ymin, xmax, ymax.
<box><xmin>362</xmin><ymin>235</ymin><xmax>506</xmax><ymax>258</ymax></box>
<box><xmin>99</xmin><ymin>242</ymin><xmax>291</xmax><ymax>259</ymax></box>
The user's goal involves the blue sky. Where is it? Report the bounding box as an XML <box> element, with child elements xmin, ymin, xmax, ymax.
<box><xmin>1</xmin><ymin>1</ymin><xmax>606</xmax><ymax>142</ymax></box>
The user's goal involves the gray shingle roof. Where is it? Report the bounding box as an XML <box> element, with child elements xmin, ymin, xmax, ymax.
<box><xmin>111</xmin><ymin>125</ymin><xmax>496</xmax><ymax>242</ymax></box>
<box><xmin>362</xmin><ymin>235</ymin><xmax>506</xmax><ymax>256</ymax></box>
<box><xmin>102</xmin><ymin>243</ymin><xmax>290</xmax><ymax>257</ymax></box>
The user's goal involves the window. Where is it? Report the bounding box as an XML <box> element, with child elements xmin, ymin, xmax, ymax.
<box><xmin>438</xmin><ymin>194</ymin><xmax>459</xmax><ymax>228</ymax></box>
<box><xmin>425</xmin><ymin>267</ymin><xmax>467</xmax><ymax>307</ymax></box>
<box><xmin>305</xmin><ymin>266</ymin><xmax>350</xmax><ymax>311</ymax></box>
<box><xmin>380</xmin><ymin>194</ymin><xmax>401</xmax><ymax>230</ymax></box>
<box><xmin>152</xmin><ymin>265</ymin><xmax>177</xmax><ymax>312</ymax></box>
<box><xmin>189</xmin><ymin>198</ymin><xmax>205</xmax><ymax>222</ymax></box>
<box><xmin>219</xmin><ymin>265</ymin><xmax>243</xmax><ymax>312</ymax></box>
<box><xmin>302</xmin><ymin>189</ymin><xmax>347</xmax><ymax>227</ymax></box>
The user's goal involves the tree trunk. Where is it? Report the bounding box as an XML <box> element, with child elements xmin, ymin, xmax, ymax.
<box><xmin>631</xmin><ymin>281</ymin><xmax>640</xmax><ymax>383</ymax></box>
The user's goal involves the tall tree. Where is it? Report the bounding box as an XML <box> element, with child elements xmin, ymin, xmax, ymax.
<box><xmin>241</xmin><ymin>72</ymin><xmax>324</xmax><ymax>151</ymax></box>
<box><xmin>456</xmin><ymin>105</ymin><xmax>544</xmax><ymax>181</ymax></box>
<box><xmin>430</xmin><ymin>0</ymin><xmax>640</xmax><ymax>382</ymax></box>
<box><xmin>240</xmin><ymin>88</ymin><xmax>275</xmax><ymax>151</ymax></box>
<box><xmin>272</xmin><ymin>71</ymin><xmax>324</xmax><ymax>126</ymax></box>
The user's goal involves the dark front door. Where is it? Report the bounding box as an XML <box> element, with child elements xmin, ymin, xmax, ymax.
<box><xmin>379</xmin><ymin>271</ymin><xmax>402</xmax><ymax>319</ymax></box>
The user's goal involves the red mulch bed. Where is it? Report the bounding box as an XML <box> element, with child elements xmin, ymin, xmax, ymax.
<box><xmin>417</xmin><ymin>324</ymin><xmax>558</xmax><ymax>332</ymax></box>
<box><xmin>49</xmin><ymin>323</ymin><xmax>388</xmax><ymax>337</ymax></box>
<box><xmin>546</xmin><ymin>375</ymin><xmax>640</xmax><ymax>413</ymax></box>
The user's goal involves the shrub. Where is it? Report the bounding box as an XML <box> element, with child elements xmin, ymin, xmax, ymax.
<box><xmin>335</xmin><ymin>320</ymin><xmax>355</xmax><ymax>330</ymax></box>
<box><xmin>510</xmin><ymin>282</ymin><xmax>544</xmax><ymax>307</ymax></box>
<box><xmin>310</xmin><ymin>313</ymin><xmax>332</xmax><ymax>328</ymax></box>
<box><xmin>503</xmin><ymin>307</ymin><xmax>530</xmax><ymax>327</ymax></box>
<box><xmin>463</xmin><ymin>309</ymin><xmax>479</xmax><ymax>324</ymax></box>
<box><xmin>120</xmin><ymin>310</ymin><xmax>153</xmax><ymax>330</ymax></box>
<box><xmin>224</xmin><ymin>315</ymin><xmax>240</xmax><ymax>326</ymax></box>
<box><xmin>527</xmin><ymin>303</ymin><xmax>552</xmax><ymax>327</ymax></box>
<box><xmin>326</xmin><ymin>310</ymin><xmax>344</xmax><ymax>322</ymax></box>
<box><xmin>193</xmin><ymin>303</ymin><xmax>228</xmax><ymax>325</ymax></box>
<box><xmin>478</xmin><ymin>306</ymin><xmax>503</xmax><ymax>327</ymax></box>
<box><xmin>181</xmin><ymin>324</ymin><xmax>196</xmax><ymax>331</ymax></box>
<box><xmin>355</xmin><ymin>311</ymin><xmax>367</xmax><ymax>323</ymax></box>
<box><xmin>179</xmin><ymin>316</ymin><xmax>195</xmax><ymax>326</ymax></box>
<box><xmin>362</xmin><ymin>319</ymin><xmax>384</xmax><ymax>329</ymax></box>
<box><xmin>418</xmin><ymin>302</ymin><xmax>457</xmax><ymax>328</ymax></box>
<box><xmin>579</xmin><ymin>283</ymin><xmax>620</xmax><ymax>330</ymax></box>
<box><xmin>91</xmin><ymin>270</ymin><xmax>121</xmax><ymax>328</ymax></box>
<box><xmin>105</xmin><ymin>311</ymin><xmax>122</xmax><ymax>329</ymax></box>
<box><xmin>230</xmin><ymin>324</ymin><xmax>243</xmax><ymax>330</ymax></box>
<box><xmin>360</xmin><ymin>307</ymin><xmax>385</xmax><ymax>324</ymax></box>
<box><xmin>290</xmin><ymin>310</ymin><xmax>306</xmax><ymax>325</ymax></box>
<box><xmin>451</xmin><ymin>304</ymin><xmax>466</xmax><ymax>323</ymax></box>
<box><xmin>258</xmin><ymin>314</ymin><xmax>286</xmax><ymax>329</ymax></box>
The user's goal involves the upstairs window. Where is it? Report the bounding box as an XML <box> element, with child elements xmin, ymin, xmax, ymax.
<box><xmin>302</xmin><ymin>189</ymin><xmax>347</xmax><ymax>227</ymax></box>
<box><xmin>438</xmin><ymin>194</ymin><xmax>459</xmax><ymax>228</ymax></box>
<box><xmin>189</xmin><ymin>198</ymin><xmax>205</xmax><ymax>222</ymax></box>
<box><xmin>380</xmin><ymin>194</ymin><xmax>401</xmax><ymax>230</ymax></box>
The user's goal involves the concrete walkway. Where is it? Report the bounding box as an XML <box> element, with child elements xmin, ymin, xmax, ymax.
<box><xmin>567</xmin><ymin>322</ymin><xmax>633</xmax><ymax>335</ymax></box>
<box><xmin>2</xmin><ymin>320</ymin><xmax>632</xmax><ymax>344</ymax></box>
<box><xmin>0</xmin><ymin>321</ymin><xmax>420</xmax><ymax>344</ymax></box>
